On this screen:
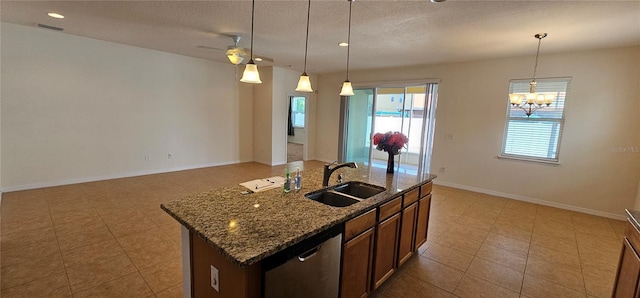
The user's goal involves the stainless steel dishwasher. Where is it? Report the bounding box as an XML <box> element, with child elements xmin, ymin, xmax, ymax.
<box><xmin>263</xmin><ymin>225</ymin><xmax>342</xmax><ymax>298</ymax></box>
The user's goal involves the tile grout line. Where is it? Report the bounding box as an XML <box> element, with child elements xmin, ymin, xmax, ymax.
<box><xmin>519</xmin><ymin>202</ymin><xmax>539</xmax><ymax>297</ymax></box>
<box><xmin>45</xmin><ymin>192</ymin><xmax>74</xmax><ymax>296</ymax></box>
<box><xmin>570</xmin><ymin>213</ymin><xmax>589</xmax><ymax>296</ymax></box>
<box><xmin>91</xmin><ymin>189</ymin><xmax>158</xmax><ymax>296</ymax></box>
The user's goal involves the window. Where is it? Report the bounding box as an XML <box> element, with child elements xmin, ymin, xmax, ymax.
<box><xmin>501</xmin><ymin>77</ymin><xmax>571</xmax><ymax>163</ymax></box>
<box><xmin>291</xmin><ymin>96</ymin><xmax>305</xmax><ymax>128</ymax></box>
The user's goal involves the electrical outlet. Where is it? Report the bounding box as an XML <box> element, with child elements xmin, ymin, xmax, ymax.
<box><xmin>144</xmin><ymin>154</ymin><xmax>150</xmax><ymax>161</ymax></box>
<box><xmin>210</xmin><ymin>265</ymin><xmax>219</xmax><ymax>292</ymax></box>
<box><xmin>168</xmin><ymin>153</ymin><xmax>172</xmax><ymax>159</ymax></box>
<box><xmin>444</xmin><ymin>133</ymin><xmax>454</xmax><ymax>140</ymax></box>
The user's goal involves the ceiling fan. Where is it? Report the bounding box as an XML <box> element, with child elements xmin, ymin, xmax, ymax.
<box><xmin>224</xmin><ymin>35</ymin><xmax>249</xmax><ymax>65</ymax></box>
<box><xmin>197</xmin><ymin>34</ymin><xmax>273</xmax><ymax>66</ymax></box>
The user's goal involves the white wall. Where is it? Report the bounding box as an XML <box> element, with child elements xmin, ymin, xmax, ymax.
<box><xmin>252</xmin><ymin>67</ymin><xmax>274</xmax><ymax>165</ymax></box>
<box><xmin>272</xmin><ymin>67</ymin><xmax>317</xmax><ymax>164</ymax></box>
<box><xmin>251</xmin><ymin>66</ymin><xmax>317</xmax><ymax>166</ymax></box>
<box><xmin>1</xmin><ymin>23</ymin><xmax>254</xmax><ymax>190</ymax></box>
<box><xmin>316</xmin><ymin>47</ymin><xmax>640</xmax><ymax>218</ymax></box>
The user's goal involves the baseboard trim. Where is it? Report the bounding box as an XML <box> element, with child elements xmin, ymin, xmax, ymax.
<box><xmin>433</xmin><ymin>180</ymin><xmax>627</xmax><ymax>221</ymax></box>
<box><xmin>2</xmin><ymin>160</ymin><xmax>248</xmax><ymax>193</ymax></box>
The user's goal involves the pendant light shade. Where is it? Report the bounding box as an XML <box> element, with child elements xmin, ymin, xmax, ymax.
<box><xmin>296</xmin><ymin>0</ymin><xmax>314</xmax><ymax>92</ymax></box>
<box><xmin>240</xmin><ymin>0</ymin><xmax>262</xmax><ymax>84</ymax></box>
<box><xmin>340</xmin><ymin>0</ymin><xmax>354</xmax><ymax>96</ymax></box>
<box><xmin>296</xmin><ymin>73</ymin><xmax>313</xmax><ymax>92</ymax></box>
<box><xmin>240</xmin><ymin>61</ymin><xmax>262</xmax><ymax>83</ymax></box>
<box><xmin>340</xmin><ymin>80</ymin><xmax>354</xmax><ymax>96</ymax></box>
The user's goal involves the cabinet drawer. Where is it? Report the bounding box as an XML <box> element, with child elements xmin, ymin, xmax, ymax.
<box><xmin>403</xmin><ymin>188</ymin><xmax>419</xmax><ymax>208</ymax></box>
<box><xmin>379</xmin><ymin>197</ymin><xmax>401</xmax><ymax>221</ymax></box>
<box><xmin>345</xmin><ymin>209</ymin><xmax>376</xmax><ymax>242</ymax></box>
<box><xmin>420</xmin><ymin>182</ymin><xmax>433</xmax><ymax>198</ymax></box>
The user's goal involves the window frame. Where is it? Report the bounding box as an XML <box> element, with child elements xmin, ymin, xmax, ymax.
<box><xmin>291</xmin><ymin>96</ymin><xmax>306</xmax><ymax>128</ymax></box>
<box><xmin>500</xmin><ymin>77</ymin><xmax>571</xmax><ymax>164</ymax></box>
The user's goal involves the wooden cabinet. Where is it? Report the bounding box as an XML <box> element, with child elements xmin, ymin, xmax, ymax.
<box><xmin>397</xmin><ymin>202</ymin><xmax>417</xmax><ymax>267</ymax></box>
<box><xmin>414</xmin><ymin>194</ymin><xmax>431</xmax><ymax>251</ymax></box>
<box><xmin>339</xmin><ymin>181</ymin><xmax>433</xmax><ymax>296</ymax></box>
<box><xmin>372</xmin><ymin>212</ymin><xmax>400</xmax><ymax>290</ymax></box>
<box><xmin>341</xmin><ymin>210</ymin><xmax>376</xmax><ymax>298</ymax></box>
<box><xmin>613</xmin><ymin>219</ymin><xmax>640</xmax><ymax>297</ymax></box>
<box><xmin>191</xmin><ymin>232</ymin><xmax>261</xmax><ymax>298</ymax></box>
<box><xmin>341</xmin><ymin>228</ymin><xmax>375</xmax><ymax>298</ymax></box>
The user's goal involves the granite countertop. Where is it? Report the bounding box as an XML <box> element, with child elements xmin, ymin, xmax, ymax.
<box><xmin>161</xmin><ymin>164</ymin><xmax>436</xmax><ymax>267</ymax></box>
<box><xmin>626</xmin><ymin>209</ymin><xmax>640</xmax><ymax>231</ymax></box>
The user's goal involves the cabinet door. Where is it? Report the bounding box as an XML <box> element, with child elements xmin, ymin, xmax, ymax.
<box><xmin>613</xmin><ymin>238</ymin><xmax>640</xmax><ymax>298</ymax></box>
<box><xmin>341</xmin><ymin>227</ymin><xmax>375</xmax><ymax>298</ymax></box>
<box><xmin>372</xmin><ymin>213</ymin><xmax>400</xmax><ymax>290</ymax></box>
<box><xmin>414</xmin><ymin>195</ymin><xmax>431</xmax><ymax>251</ymax></box>
<box><xmin>397</xmin><ymin>202</ymin><xmax>417</xmax><ymax>267</ymax></box>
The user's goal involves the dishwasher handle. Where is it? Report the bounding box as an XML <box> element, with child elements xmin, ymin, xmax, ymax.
<box><xmin>297</xmin><ymin>245</ymin><xmax>321</xmax><ymax>262</ymax></box>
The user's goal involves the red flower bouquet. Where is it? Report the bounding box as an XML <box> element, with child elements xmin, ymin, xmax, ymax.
<box><xmin>373</xmin><ymin>131</ymin><xmax>408</xmax><ymax>155</ymax></box>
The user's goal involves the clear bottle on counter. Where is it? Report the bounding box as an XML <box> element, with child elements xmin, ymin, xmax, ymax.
<box><xmin>294</xmin><ymin>167</ymin><xmax>302</xmax><ymax>191</ymax></box>
<box><xmin>283</xmin><ymin>168</ymin><xmax>291</xmax><ymax>193</ymax></box>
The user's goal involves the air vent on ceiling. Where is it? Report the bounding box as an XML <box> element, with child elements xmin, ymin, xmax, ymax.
<box><xmin>37</xmin><ymin>23</ymin><xmax>64</xmax><ymax>31</ymax></box>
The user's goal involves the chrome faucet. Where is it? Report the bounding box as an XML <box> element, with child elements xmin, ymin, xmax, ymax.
<box><xmin>322</xmin><ymin>161</ymin><xmax>358</xmax><ymax>187</ymax></box>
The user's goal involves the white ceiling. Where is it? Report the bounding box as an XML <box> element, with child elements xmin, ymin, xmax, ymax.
<box><xmin>2</xmin><ymin>0</ymin><xmax>640</xmax><ymax>74</ymax></box>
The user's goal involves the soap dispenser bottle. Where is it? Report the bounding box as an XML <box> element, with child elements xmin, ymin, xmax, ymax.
<box><xmin>294</xmin><ymin>167</ymin><xmax>302</xmax><ymax>191</ymax></box>
<box><xmin>283</xmin><ymin>168</ymin><xmax>291</xmax><ymax>193</ymax></box>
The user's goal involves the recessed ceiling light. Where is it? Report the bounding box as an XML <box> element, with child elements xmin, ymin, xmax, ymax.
<box><xmin>47</xmin><ymin>12</ymin><xmax>65</xmax><ymax>19</ymax></box>
<box><xmin>254</xmin><ymin>57</ymin><xmax>263</xmax><ymax>62</ymax></box>
<box><xmin>338</xmin><ymin>42</ymin><xmax>349</xmax><ymax>47</ymax></box>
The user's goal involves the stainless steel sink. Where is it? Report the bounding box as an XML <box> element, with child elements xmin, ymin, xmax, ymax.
<box><xmin>332</xmin><ymin>182</ymin><xmax>386</xmax><ymax>199</ymax></box>
<box><xmin>305</xmin><ymin>182</ymin><xmax>386</xmax><ymax>207</ymax></box>
<box><xmin>305</xmin><ymin>191</ymin><xmax>361</xmax><ymax>207</ymax></box>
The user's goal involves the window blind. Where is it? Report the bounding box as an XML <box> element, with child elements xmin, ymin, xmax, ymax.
<box><xmin>501</xmin><ymin>78</ymin><xmax>571</xmax><ymax>162</ymax></box>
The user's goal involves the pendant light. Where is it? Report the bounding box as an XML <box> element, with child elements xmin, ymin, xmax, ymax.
<box><xmin>509</xmin><ymin>33</ymin><xmax>555</xmax><ymax>117</ymax></box>
<box><xmin>340</xmin><ymin>0</ymin><xmax>355</xmax><ymax>96</ymax></box>
<box><xmin>295</xmin><ymin>0</ymin><xmax>314</xmax><ymax>92</ymax></box>
<box><xmin>240</xmin><ymin>0</ymin><xmax>262</xmax><ymax>84</ymax></box>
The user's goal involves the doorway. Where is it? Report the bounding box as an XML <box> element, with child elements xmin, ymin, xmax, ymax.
<box><xmin>339</xmin><ymin>83</ymin><xmax>438</xmax><ymax>175</ymax></box>
<box><xmin>287</xmin><ymin>95</ymin><xmax>306</xmax><ymax>163</ymax></box>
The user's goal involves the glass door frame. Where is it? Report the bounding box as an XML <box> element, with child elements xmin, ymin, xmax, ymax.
<box><xmin>338</xmin><ymin>89</ymin><xmax>377</xmax><ymax>164</ymax></box>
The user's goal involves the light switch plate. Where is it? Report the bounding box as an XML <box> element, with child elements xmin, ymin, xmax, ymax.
<box><xmin>210</xmin><ymin>265</ymin><xmax>219</xmax><ymax>292</ymax></box>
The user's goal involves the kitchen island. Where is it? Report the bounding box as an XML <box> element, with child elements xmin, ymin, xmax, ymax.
<box><xmin>162</xmin><ymin>163</ymin><xmax>436</xmax><ymax>297</ymax></box>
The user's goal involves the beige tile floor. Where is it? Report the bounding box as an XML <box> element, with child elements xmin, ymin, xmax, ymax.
<box><xmin>0</xmin><ymin>161</ymin><xmax>626</xmax><ymax>297</ymax></box>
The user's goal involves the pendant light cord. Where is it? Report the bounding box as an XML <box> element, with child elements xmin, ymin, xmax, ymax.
<box><xmin>532</xmin><ymin>36</ymin><xmax>542</xmax><ymax>80</ymax></box>
<box><xmin>303</xmin><ymin>0</ymin><xmax>311</xmax><ymax>74</ymax></box>
<box><xmin>250</xmin><ymin>0</ymin><xmax>255</xmax><ymax>61</ymax></box>
<box><xmin>345</xmin><ymin>0</ymin><xmax>353</xmax><ymax>80</ymax></box>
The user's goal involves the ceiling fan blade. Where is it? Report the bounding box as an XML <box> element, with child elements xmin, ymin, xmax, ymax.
<box><xmin>196</xmin><ymin>45</ymin><xmax>225</xmax><ymax>51</ymax></box>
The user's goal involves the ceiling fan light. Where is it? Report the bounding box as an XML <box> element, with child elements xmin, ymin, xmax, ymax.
<box><xmin>295</xmin><ymin>73</ymin><xmax>313</xmax><ymax>92</ymax></box>
<box><xmin>240</xmin><ymin>61</ymin><xmax>262</xmax><ymax>84</ymax></box>
<box><xmin>340</xmin><ymin>80</ymin><xmax>354</xmax><ymax>96</ymax></box>
<box><xmin>226</xmin><ymin>52</ymin><xmax>245</xmax><ymax>65</ymax></box>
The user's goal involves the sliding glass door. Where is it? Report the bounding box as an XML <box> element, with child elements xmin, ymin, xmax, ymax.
<box><xmin>340</xmin><ymin>83</ymin><xmax>438</xmax><ymax>176</ymax></box>
<box><xmin>340</xmin><ymin>88</ymin><xmax>374</xmax><ymax>164</ymax></box>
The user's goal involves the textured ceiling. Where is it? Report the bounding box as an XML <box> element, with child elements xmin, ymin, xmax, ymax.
<box><xmin>2</xmin><ymin>0</ymin><xmax>640</xmax><ymax>74</ymax></box>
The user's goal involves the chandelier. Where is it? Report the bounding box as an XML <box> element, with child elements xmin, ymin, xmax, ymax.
<box><xmin>509</xmin><ymin>33</ymin><xmax>555</xmax><ymax>117</ymax></box>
